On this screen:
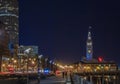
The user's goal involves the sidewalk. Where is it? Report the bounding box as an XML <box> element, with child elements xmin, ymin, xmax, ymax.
<box><xmin>29</xmin><ymin>75</ymin><xmax>66</xmax><ymax>84</ymax></box>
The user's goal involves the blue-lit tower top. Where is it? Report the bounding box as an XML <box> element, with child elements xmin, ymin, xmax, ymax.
<box><xmin>86</xmin><ymin>26</ymin><xmax>93</xmax><ymax>60</ymax></box>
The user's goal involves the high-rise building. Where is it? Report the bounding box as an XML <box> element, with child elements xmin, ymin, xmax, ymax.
<box><xmin>86</xmin><ymin>27</ymin><xmax>93</xmax><ymax>60</ymax></box>
<box><xmin>0</xmin><ymin>0</ymin><xmax>19</xmax><ymax>55</ymax></box>
<box><xmin>0</xmin><ymin>21</ymin><xmax>10</xmax><ymax>72</ymax></box>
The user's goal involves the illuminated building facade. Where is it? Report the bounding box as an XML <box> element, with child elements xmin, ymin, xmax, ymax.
<box><xmin>73</xmin><ymin>60</ymin><xmax>118</xmax><ymax>73</ymax></box>
<box><xmin>18</xmin><ymin>45</ymin><xmax>38</xmax><ymax>56</ymax></box>
<box><xmin>72</xmin><ymin>60</ymin><xmax>119</xmax><ymax>84</ymax></box>
<box><xmin>86</xmin><ymin>27</ymin><xmax>93</xmax><ymax>60</ymax></box>
<box><xmin>0</xmin><ymin>21</ymin><xmax>10</xmax><ymax>72</ymax></box>
<box><xmin>73</xmin><ymin>27</ymin><xmax>118</xmax><ymax>73</ymax></box>
<box><xmin>0</xmin><ymin>0</ymin><xmax>19</xmax><ymax>56</ymax></box>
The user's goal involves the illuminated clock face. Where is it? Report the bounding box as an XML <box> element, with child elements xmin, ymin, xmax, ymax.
<box><xmin>88</xmin><ymin>37</ymin><xmax>91</xmax><ymax>39</ymax></box>
<box><xmin>87</xmin><ymin>42</ymin><xmax>92</xmax><ymax>45</ymax></box>
<box><xmin>88</xmin><ymin>50</ymin><xmax>91</xmax><ymax>53</ymax></box>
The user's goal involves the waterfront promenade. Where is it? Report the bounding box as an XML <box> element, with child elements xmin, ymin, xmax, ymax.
<box><xmin>30</xmin><ymin>75</ymin><xmax>66</xmax><ymax>84</ymax></box>
<box><xmin>0</xmin><ymin>72</ymin><xmax>72</xmax><ymax>84</ymax></box>
<box><xmin>0</xmin><ymin>75</ymin><xmax>68</xmax><ymax>84</ymax></box>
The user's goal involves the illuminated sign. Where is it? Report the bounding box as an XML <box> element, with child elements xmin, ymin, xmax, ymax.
<box><xmin>98</xmin><ymin>56</ymin><xmax>103</xmax><ymax>62</ymax></box>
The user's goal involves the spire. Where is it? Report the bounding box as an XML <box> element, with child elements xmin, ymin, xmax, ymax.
<box><xmin>88</xmin><ymin>26</ymin><xmax>92</xmax><ymax>40</ymax></box>
<box><xmin>86</xmin><ymin>26</ymin><xmax>93</xmax><ymax>60</ymax></box>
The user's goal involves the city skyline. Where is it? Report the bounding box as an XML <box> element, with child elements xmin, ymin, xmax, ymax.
<box><xmin>19</xmin><ymin>0</ymin><xmax>120</xmax><ymax>65</ymax></box>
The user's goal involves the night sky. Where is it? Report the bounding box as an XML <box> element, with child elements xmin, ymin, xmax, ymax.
<box><xmin>19</xmin><ymin>0</ymin><xmax>120</xmax><ymax>65</ymax></box>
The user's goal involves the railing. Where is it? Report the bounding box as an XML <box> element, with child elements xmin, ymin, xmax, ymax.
<box><xmin>72</xmin><ymin>71</ymin><xmax>120</xmax><ymax>84</ymax></box>
<box><xmin>72</xmin><ymin>75</ymin><xmax>92</xmax><ymax>84</ymax></box>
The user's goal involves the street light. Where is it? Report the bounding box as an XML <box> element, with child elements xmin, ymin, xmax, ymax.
<box><xmin>45</xmin><ymin>58</ymin><xmax>48</xmax><ymax>68</ymax></box>
<box><xmin>13</xmin><ymin>59</ymin><xmax>17</xmax><ymax>71</ymax></box>
<box><xmin>24</xmin><ymin>48</ymin><xmax>32</xmax><ymax>84</ymax></box>
<box><xmin>38</xmin><ymin>55</ymin><xmax>43</xmax><ymax>84</ymax></box>
<box><xmin>49</xmin><ymin>60</ymin><xmax>52</xmax><ymax>71</ymax></box>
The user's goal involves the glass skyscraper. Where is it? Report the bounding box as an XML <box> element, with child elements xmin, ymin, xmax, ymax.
<box><xmin>0</xmin><ymin>0</ymin><xmax>19</xmax><ymax>46</ymax></box>
<box><xmin>0</xmin><ymin>0</ymin><xmax>19</xmax><ymax>55</ymax></box>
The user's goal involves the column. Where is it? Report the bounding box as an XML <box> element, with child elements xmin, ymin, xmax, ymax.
<box><xmin>90</xmin><ymin>75</ymin><xmax>93</xmax><ymax>84</ymax></box>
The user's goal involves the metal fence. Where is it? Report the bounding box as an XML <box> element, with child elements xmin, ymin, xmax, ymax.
<box><xmin>72</xmin><ymin>75</ymin><xmax>92</xmax><ymax>84</ymax></box>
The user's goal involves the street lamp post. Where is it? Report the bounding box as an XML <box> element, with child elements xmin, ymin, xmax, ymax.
<box><xmin>24</xmin><ymin>48</ymin><xmax>32</xmax><ymax>84</ymax></box>
<box><xmin>45</xmin><ymin>58</ymin><xmax>48</xmax><ymax>68</ymax></box>
<box><xmin>49</xmin><ymin>60</ymin><xmax>52</xmax><ymax>72</ymax></box>
<box><xmin>38</xmin><ymin>55</ymin><xmax>43</xmax><ymax>84</ymax></box>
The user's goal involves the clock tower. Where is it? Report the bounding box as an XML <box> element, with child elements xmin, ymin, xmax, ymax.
<box><xmin>86</xmin><ymin>27</ymin><xmax>93</xmax><ymax>60</ymax></box>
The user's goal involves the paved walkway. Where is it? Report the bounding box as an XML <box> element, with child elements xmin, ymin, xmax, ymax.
<box><xmin>29</xmin><ymin>75</ymin><xmax>67</xmax><ymax>84</ymax></box>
